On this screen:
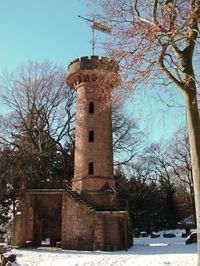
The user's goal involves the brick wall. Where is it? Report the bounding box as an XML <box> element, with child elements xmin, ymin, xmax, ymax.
<box><xmin>12</xmin><ymin>192</ymin><xmax>62</xmax><ymax>247</ymax></box>
<box><xmin>12</xmin><ymin>191</ymin><xmax>133</xmax><ymax>251</ymax></box>
<box><xmin>61</xmin><ymin>194</ymin><xmax>94</xmax><ymax>250</ymax></box>
<box><xmin>66</xmin><ymin>56</ymin><xmax>119</xmax><ymax>194</ymax></box>
<box><xmin>74</xmin><ymin>84</ymin><xmax>113</xmax><ymax>181</ymax></box>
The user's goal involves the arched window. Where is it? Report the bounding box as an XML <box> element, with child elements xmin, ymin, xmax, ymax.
<box><xmin>88</xmin><ymin>162</ymin><xmax>94</xmax><ymax>175</ymax></box>
<box><xmin>89</xmin><ymin>130</ymin><xmax>94</xmax><ymax>142</ymax></box>
<box><xmin>89</xmin><ymin>102</ymin><xmax>94</xmax><ymax>113</ymax></box>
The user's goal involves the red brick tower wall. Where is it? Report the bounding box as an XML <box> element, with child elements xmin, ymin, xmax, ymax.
<box><xmin>66</xmin><ymin>56</ymin><xmax>119</xmax><ymax>192</ymax></box>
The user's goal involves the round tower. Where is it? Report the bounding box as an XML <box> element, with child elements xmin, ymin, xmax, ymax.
<box><xmin>66</xmin><ymin>56</ymin><xmax>119</xmax><ymax>195</ymax></box>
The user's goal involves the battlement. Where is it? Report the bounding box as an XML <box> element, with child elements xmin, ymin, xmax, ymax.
<box><xmin>66</xmin><ymin>55</ymin><xmax>120</xmax><ymax>88</ymax></box>
<box><xmin>67</xmin><ymin>55</ymin><xmax>119</xmax><ymax>75</ymax></box>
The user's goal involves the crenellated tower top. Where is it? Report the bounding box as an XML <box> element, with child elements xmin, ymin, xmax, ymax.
<box><xmin>66</xmin><ymin>55</ymin><xmax>120</xmax><ymax>89</ymax></box>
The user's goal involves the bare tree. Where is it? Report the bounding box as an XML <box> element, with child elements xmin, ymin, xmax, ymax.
<box><xmin>112</xmin><ymin>107</ymin><xmax>144</xmax><ymax>166</ymax></box>
<box><xmin>0</xmin><ymin>61</ymin><xmax>76</xmax><ymax>184</ymax></box>
<box><xmin>168</xmin><ymin>126</ymin><xmax>195</xmax><ymax>222</ymax></box>
<box><xmin>144</xmin><ymin>144</ymin><xmax>178</xmax><ymax>228</ymax></box>
<box><xmin>0</xmin><ymin>61</ymin><xmax>76</xmax><ymax>149</ymax></box>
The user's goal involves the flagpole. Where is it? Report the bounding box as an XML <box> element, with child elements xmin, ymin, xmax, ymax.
<box><xmin>78</xmin><ymin>15</ymin><xmax>111</xmax><ymax>56</ymax></box>
<box><xmin>92</xmin><ymin>19</ymin><xmax>95</xmax><ymax>55</ymax></box>
<box><xmin>78</xmin><ymin>15</ymin><xmax>95</xmax><ymax>55</ymax></box>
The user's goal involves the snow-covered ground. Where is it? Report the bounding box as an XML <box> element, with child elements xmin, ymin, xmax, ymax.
<box><xmin>13</xmin><ymin>230</ymin><xmax>197</xmax><ymax>266</ymax></box>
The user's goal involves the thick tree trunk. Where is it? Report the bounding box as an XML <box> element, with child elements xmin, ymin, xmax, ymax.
<box><xmin>189</xmin><ymin>184</ymin><xmax>197</xmax><ymax>227</ymax></box>
<box><xmin>184</xmin><ymin>90</ymin><xmax>200</xmax><ymax>260</ymax></box>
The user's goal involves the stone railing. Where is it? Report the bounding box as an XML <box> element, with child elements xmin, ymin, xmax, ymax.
<box><xmin>27</xmin><ymin>180</ymin><xmax>67</xmax><ymax>189</ymax></box>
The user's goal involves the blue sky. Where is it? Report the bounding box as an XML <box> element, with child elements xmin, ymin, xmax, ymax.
<box><xmin>0</xmin><ymin>0</ymin><xmax>186</xmax><ymax>142</ymax></box>
<box><xmin>0</xmin><ymin>0</ymin><xmax>92</xmax><ymax>71</ymax></box>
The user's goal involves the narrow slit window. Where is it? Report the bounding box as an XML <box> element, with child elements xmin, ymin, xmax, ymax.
<box><xmin>89</xmin><ymin>102</ymin><xmax>94</xmax><ymax>113</ymax></box>
<box><xmin>89</xmin><ymin>130</ymin><xmax>94</xmax><ymax>142</ymax></box>
<box><xmin>88</xmin><ymin>162</ymin><xmax>94</xmax><ymax>175</ymax></box>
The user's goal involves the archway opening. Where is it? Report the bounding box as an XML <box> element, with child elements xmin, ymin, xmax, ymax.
<box><xmin>41</xmin><ymin>220</ymin><xmax>50</xmax><ymax>246</ymax></box>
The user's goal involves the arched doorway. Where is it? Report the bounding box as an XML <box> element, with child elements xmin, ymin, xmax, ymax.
<box><xmin>26</xmin><ymin>207</ymin><xmax>34</xmax><ymax>244</ymax></box>
<box><xmin>24</xmin><ymin>193</ymin><xmax>62</xmax><ymax>247</ymax></box>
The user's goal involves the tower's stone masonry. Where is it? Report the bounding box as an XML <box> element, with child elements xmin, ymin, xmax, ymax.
<box><xmin>66</xmin><ymin>56</ymin><xmax>119</xmax><ymax>194</ymax></box>
<box><xmin>12</xmin><ymin>56</ymin><xmax>133</xmax><ymax>251</ymax></box>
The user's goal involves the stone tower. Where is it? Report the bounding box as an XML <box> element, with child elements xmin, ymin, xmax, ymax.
<box><xmin>11</xmin><ymin>56</ymin><xmax>133</xmax><ymax>251</ymax></box>
<box><xmin>66</xmin><ymin>56</ymin><xmax>119</xmax><ymax>207</ymax></box>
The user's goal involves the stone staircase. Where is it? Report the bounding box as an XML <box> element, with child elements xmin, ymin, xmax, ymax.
<box><xmin>65</xmin><ymin>180</ymin><xmax>96</xmax><ymax>212</ymax></box>
<box><xmin>65</xmin><ymin>180</ymin><xmax>129</xmax><ymax>213</ymax></box>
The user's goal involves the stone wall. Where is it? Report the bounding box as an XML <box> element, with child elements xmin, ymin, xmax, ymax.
<box><xmin>66</xmin><ymin>56</ymin><xmax>118</xmax><ymax>193</ymax></box>
<box><xmin>61</xmin><ymin>193</ymin><xmax>132</xmax><ymax>251</ymax></box>
<box><xmin>12</xmin><ymin>190</ymin><xmax>133</xmax><ymax>251</ymax></box>
<box><xmin>61</xmin><ymin>194</ymin><xmax>94</xmax><ymax>250</ymax></box>
<box><xmin>12</xmin><ymin>192</ymin><xmax>62</xmax><ymax>247</ymax></box>
<box><xmin>81</xmin><ymin>191</ymin><xmax>117</xmax><ymax>208</ymax></box>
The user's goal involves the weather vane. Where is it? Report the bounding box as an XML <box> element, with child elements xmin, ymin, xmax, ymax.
<box><xmin>78</xmin><ymin>15</ymin><xmax>111</xmax><ymax>55</ymax></box>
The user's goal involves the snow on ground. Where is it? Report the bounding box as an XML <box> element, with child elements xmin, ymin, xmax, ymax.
<box><xmin>15</xmin><ymin>230</ymin><xmax>197</xmax><ymax>266</ymax></box>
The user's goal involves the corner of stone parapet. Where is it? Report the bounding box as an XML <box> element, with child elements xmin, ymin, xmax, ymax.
<box><xmin>67</xmin><ymin>55</ymin><xmax>118</xmax><ymax>71</ymax></box>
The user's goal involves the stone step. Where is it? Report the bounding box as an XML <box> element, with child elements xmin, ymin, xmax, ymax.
<box><xmin>65</xmin><ymin>185</ymin><xmax>96</xmax><ymax>212</ymax></box>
